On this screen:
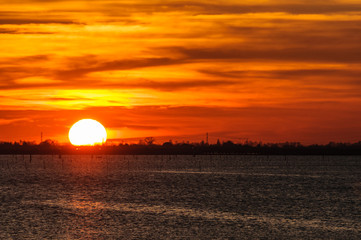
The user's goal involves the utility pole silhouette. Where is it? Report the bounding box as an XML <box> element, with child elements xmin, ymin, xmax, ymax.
<box><xmin>206</xmin><ymin>132</ymin><xmax>209</xmax><ymax>145</ymax></box>
<box><xmin>41</xmin><ymin>132</ymin><xmax>43</xmax><ymax>143</ymax></box>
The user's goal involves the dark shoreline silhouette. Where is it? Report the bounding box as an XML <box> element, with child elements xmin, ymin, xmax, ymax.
<box><xmin>1</xmin><ymin>139</ymin><xmax>361</xmax><ymax>155</ymax></box>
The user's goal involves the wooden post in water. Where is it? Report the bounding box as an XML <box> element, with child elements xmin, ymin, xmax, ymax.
<box><xmin>106</xmin><ymin>155</ymin><xmax>109</xmax><ymax>176</ymax></box>
<box><xmin>198</xmin><ymin>156</ymin><xmax>202</xmax><ymax>172</ymax></box>
<box><xmin>160</xmin><ymin>155</ymin><xmax>163</xmax><ymax>172</ymax></box>
<box><xmin>284</xmin><ymin>155</ymin><xmax>287</xmax><ymax>171</ymax></box>
<box><xmin>23</xmin><ymin>155</ymin><xmax>27</xmax><ymax>170</ymax></box>
<box><xmin>168</xmin><ymin>155</ymin><xmax>172</xmax><ymax>171</ymax></box>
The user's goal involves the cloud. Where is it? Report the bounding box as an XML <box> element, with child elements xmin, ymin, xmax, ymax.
<box><xmin>0</xmin><ymin>117</ymin><xmax>31</xmax><ymax>126</ymax></box>
<box><xmin>0</xmin><ymin>19</ymin><xmax>77</xmax><ymax>25</ymax></box>
<box><xmin>0</xmin><ymin>53</ymin><xmax>237</xmax><ymax>91</ymax></box>
<box><xmin>164</xmin><ymin>46</ymin><xmax>361</xmax><ymax>63</ymax></box>
<box><xmin>0</xmin><ymin>55</ymin><xmax>68</xmax><ymax>89</ymax></box>
<box><xmin>200</xmin><ymin>68</ymin><xmax>361</xmax><ymax>81</ymax></box>
<box><xmin>0</xmin><ymin>55</ymin><xmax>50</xmax><ymax>66</ymax></box>
<box><xmin>98</xmin><ymin>79</ymin><xmax>237</xmax><ymax>91</ymax></box>
<box><xmin>0</xmin><ymin>66</ymin><xmax>50</xmax><ymax>86</ymax></box>
<box><xmin>121</xmin><ymin>124</ymin><xmax>160</xmax><ymax>130</ymax></box>
<box><xmin>4</xmin><ymin>1</ymin><xmax>361</xmax><ymax>16</ymax></box>
<box><xmin>0</xmin><ymin>28</ymin><xmax>54</xmax><ymax>34</ymax></box>
<box><xmin>47</xmin><ymin>97</ymin><xmax>93</xmax><ymax>101</ymax></box>
<box><xmin>223</xmin><ymin>19</ymin><xmax>361</xmax><ymax>46</ymax></box>
<box><xmin>55</xmin><ymin>57</ymin><xmax>184</xmax><ymax>79</ymax></box>
<box><xmin>105</xmin><ymin>2</ymin><xmax>361</xmax><ymax>15</ymax></box>
<box><xmin>0</xmin><ymin>77</ymin><xmax>236</xmax><ymax>92</ymax></box>
<box><xmin>0</xmin><ymin>28</ymin><xmax>18</xmax><ymax>34</ymax></box>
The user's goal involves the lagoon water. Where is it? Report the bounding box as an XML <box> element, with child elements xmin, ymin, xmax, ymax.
<box><xmin>0</xmin><ymin>155</ymin><xmax>361</xmax><ymax>239</ymax></box>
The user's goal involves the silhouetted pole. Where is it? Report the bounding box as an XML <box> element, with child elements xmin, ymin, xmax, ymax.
<box><xmin>198</xmin><ymin>157</ymin><xmax>202</xmax><ymax>172</ymax></box>
<box><xmin>160</xmin><ymin>155</ymin><xmax>163</xmax><ymax>171</ymax></box>
<box><xmin>23</xmin><ymin>155</ymin><xmax>27</xmax><ymax>170</ymax></box>
<box><xmin>43</xmin><ymin>156</ymin><xmax>46</xmax><ymax>170</ymax></box>
<box><xmin>106</xmin><ymin>155</ymin><xmax>109</xmax><ymax>175</ymax></box>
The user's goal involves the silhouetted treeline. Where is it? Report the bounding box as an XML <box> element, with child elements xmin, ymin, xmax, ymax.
<box><xmin>1</xmin><ymin>139</ymin><xmax>361</xmax><ymax>155</ymax></box>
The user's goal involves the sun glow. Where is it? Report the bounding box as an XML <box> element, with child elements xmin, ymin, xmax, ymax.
<box><xmin>68</xmin><ymin>119</ymin><xmax>107</xmax><ymax>146</ymax></box>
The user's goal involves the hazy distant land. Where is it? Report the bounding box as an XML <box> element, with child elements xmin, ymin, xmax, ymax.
<box><xmin>1</xmin><ymin>140</ymin><xmax>361</xmax><ymax>155</ymax></box>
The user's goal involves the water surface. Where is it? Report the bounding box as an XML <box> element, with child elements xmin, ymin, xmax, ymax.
<box><xmin>1</xmin><ymin>155</ymin><xmax>360</xmax><ymax>239</ymax></box>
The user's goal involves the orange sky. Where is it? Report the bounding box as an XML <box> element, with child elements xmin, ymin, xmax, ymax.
<box><xmin>0</xmin><ymin>0</ymin><xmax>361</xmax><ymax>144</ymax></box>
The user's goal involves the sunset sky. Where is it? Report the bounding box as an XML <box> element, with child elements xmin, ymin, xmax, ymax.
<box><xmin>1</xmin><ymin>0</ymin><xmax>361</xmax><ymax>144</ymax></box>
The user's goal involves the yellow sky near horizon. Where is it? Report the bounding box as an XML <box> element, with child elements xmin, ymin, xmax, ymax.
<box><xmin>0</xmin><ymin>0</ymin><xmax>361</xmax><ymax>144</ymax></box>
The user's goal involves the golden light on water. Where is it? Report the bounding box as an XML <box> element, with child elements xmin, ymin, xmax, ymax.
<box><xmin>68</xmin><ymin>119</ymin><xmax>107</xmax><ymax>146</ymax></box>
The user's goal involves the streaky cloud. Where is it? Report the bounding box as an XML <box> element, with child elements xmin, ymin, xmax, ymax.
<box><xmin>55</xmin><ymin>57</ymin><xmax>184</xmax><ymax>79</ymax></box>
<box><xmin>0</xmin><ymin>19</ymin><xmax>77</xmax><ymax>25</ymax></box>
<box><xmin>164</xmin><ymin>46</ymin><xmax>361</xmax><ymax>63</ymax></box>
<box><xmin>105</xmin><ymin>2</ymin><xmax>361</xmax><ymax>15</ymax></box>
<box><xmin>0</xmin><ymin>28</ymin><xmax>54</xmax><ymax>34</ymax></box>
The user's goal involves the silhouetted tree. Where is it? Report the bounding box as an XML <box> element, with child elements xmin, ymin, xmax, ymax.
<box><xmin>144</xmin><ymin>137</ymin><xmax>155</xmax><ymax>145</ymax></box>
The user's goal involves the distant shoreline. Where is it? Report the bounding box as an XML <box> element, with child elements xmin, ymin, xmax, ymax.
<box><xmin>1</xmin><ymin>141</ymin><xmax>361</xmax><ymax>155</ymax></box>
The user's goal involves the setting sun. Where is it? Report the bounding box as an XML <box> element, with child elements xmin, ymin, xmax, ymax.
<box><xmin>68</xmin><ymin>119</ymin><xmax>107</xmax><ymax>146</ymax></box>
